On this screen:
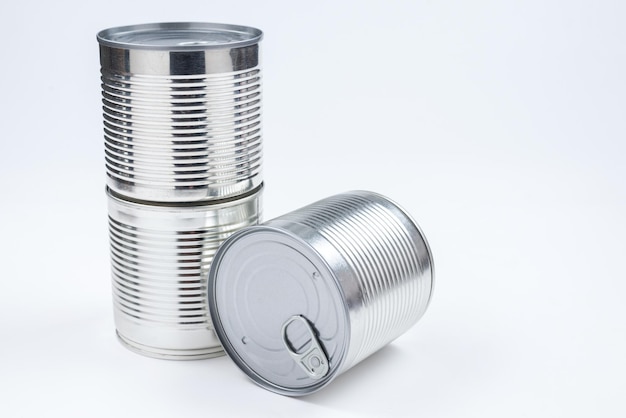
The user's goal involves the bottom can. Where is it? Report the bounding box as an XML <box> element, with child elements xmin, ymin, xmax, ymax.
<box><xmin>208</xmin><ymin>190</ymin><xmax>434</xmax><ymax>395</ymax></box>
<box><xmin>107</xmin><ymin>186</ymin><xmax>262</xmax><ymax>360</ymax></box>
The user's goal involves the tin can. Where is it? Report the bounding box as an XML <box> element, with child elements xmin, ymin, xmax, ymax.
<box><xmin>108</xmin><ymin>186</ymin><xmax>263</xmax><ymax>359</ymax></box>
<box><xmin>97</xmin><ymin>22</ymin><xmax>263</xmax><ymax>203</ymax></box>
<box><xmin>208</xmin><ymin>190</ymin><xmax>434</xmax><ymax>395</ymax></box>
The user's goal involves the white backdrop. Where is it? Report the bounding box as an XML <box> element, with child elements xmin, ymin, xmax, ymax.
<box><xmin>1</xmin><ymin>1</ymin><xmax>624</xmax><ymax>417</ymax></box>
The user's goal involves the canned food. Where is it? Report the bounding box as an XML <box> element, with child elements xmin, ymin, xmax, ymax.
<box><xmin>108</xmin><ymin>185</ymin><xmax>263</xmax><ymax>359</ymax></box>
<box><xmin>208</xmin><ymin>190</ymin><xmax>434</xmax><ymax>394</ymax></box>
<box><xmin>97</xmin><ymin>22</ymin><xmax>263</xmax><ymax>202</ymax></box>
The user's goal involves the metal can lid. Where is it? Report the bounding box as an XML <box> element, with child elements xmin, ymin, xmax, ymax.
<box><xmin>208</xmin><ymin>226</ymin><xmax>350</xmax><ymax>396</ymax></box>
<box><xmin>97</xmin><ymin>22</ymin><xmax>263</xmax><ymax>51</ymax></box>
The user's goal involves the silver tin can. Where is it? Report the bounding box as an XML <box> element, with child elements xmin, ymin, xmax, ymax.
<box><xmin>208</xmin><ymin>190</ymin><xmax>434</xmax><ymax>395</ymax></box>
<box><xmin>98</xmin><ymin>22</ymin><xmax>263</xmax><ymax>203</ymax></box>
<box><xmin>108</xmin><ymin>185</ymin><xmax>263</xmax><ymax>359</ymax></box>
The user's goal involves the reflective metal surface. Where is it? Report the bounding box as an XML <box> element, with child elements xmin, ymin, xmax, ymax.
<box><xmin>108</xmin><ymin>185</ymin><xmax>263</xmax><ymax>360</ymax></box>
<box><xmin>98</xmin><ymin>22</ymin><xmax>263</xmax><ymax>202</ymax></box>
<box><xmin>208</xmin><ymin>191</ymin><xmax>434</xmax><ymax>395</ymax></box>
<box><xmin>97</xmin><ymin>22</ymin><xmax>262</xmax><ymax>51</ymax></box>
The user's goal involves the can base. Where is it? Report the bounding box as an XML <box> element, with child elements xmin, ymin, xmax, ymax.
<box><xmin>116</xmin><ymin>331</ymin><xmax>225</xmax><ymax>360</ymax></box>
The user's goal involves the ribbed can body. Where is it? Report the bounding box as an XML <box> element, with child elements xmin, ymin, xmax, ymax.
<box><xmin>108</xmin><ymin>187</ymin><xmax>262</xmax><ymax>359</ymax></box>
<box><xmin>99</xmin><ymin>22</ymin><xmax>263</xmax><ymax>203</ymax></box>
<box><xmin>268</xmin><ymin>191</ymin><xmax>434</xmax><ymax>374</ymax></box>
<box><xmin>208</xmin><ymin>190</ymin><xmax>433</xmax><ymax>395</ymax></box>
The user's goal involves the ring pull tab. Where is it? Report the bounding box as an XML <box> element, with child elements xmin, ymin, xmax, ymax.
<box><xmin>281</xmin><ymin>315</ymin><xmax>330</xmax><ymax>380</ymax></box>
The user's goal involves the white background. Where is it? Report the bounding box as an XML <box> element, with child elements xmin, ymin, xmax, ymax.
<box><xmin>1</xmin><ymin>1</ymin><xmax>624</xmax><ymax>417</ymax></box>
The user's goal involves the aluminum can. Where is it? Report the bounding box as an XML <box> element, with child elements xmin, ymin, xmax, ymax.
<box><xmin>97</xmin><ymin>22</ymin><xmax>263</xmax><ymax>203</ymax></box>
<box><xmin>208</xmin><ymin>190</ymin><xmax>434</xmax><ymax>395</ymax></box>
<box><xmin>108</xmin><ymin>186</ymin><xmax>263</xmax><ymax>359</ymax></box>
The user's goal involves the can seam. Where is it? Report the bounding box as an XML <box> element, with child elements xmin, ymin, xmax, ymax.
<box><xmin>105</xmin><ymin>183</ymin><xmax>264</xmax><ymax>208</ymax></box>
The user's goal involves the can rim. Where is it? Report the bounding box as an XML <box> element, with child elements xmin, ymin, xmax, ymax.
<box><xmin>97</xmin><ymin>22</ymin><xmax>263</xmax><ymax>51</ymax></box>
<box><xmin>105</xmin><ymin>183</ymin><xmax>264</xmax><ymax>209</ymax></box>
<box><xmin>207</xmin><ymin>225</ymin><xmax>351</xmax><ymax>396</ymax></box>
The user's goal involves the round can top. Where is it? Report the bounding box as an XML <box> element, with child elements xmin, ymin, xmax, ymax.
<box><xmin>208</xmin><ymin>226</ymin><xmax>350</xmax><ymax>396</ymax></box>
<box><xmin>97</xmin><ymin>22</ymin><xmax>263</xmax><ymax>51</ymax></box>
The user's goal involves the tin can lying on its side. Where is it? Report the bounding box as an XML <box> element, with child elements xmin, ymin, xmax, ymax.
<box><xmin>107</xmin><ymin>186</ymin><xmax>262</xmax><ymax>360</ymax></box>
<box><xmin>208</xmin><ymin>190</ymin><xmax>433</xmax><ymax>395</ymax></box>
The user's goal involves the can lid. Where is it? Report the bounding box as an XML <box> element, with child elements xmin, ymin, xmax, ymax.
<box><xmin>97</xmin><ymin>22</ymin><xmax>263</xmax><ymax>51</ymax></box>
<box><xmin>208</xmin><ymin>226</ymin><xmax>350</xmax><ymax>396</ymax></box>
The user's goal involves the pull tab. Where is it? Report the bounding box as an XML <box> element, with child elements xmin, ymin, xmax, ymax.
<box><xmin>281</xmin><ymin>315</ymin><xmax>330</xmax><ymax>379</ymax></box>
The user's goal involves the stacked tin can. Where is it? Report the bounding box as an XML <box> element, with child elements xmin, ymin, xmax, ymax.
<box><xmin>98</xmin><ymin>22</ymin><xmax>264</xmax><ymax>359</ymax></box>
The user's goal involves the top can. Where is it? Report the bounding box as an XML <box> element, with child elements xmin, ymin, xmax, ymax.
<box><xmin>97</xmin><ymin>22</ymin><xmax>263</xmax><ymax>51</ymax></box>
<box><xmin>97</xmin><ymin>22</ymin><xmax>264</xmax><ymax>203</ymax></box>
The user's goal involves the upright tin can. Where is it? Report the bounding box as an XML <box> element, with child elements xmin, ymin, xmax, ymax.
<box><xmin>97</xmin><ymin>22</ymin><xmax>263</xmax><ymax>203</ymax></box>
<box><xmin>108</xmin><ymin>186</ymin><xmax>263</xmax><ymax>359</ymax></box>
<box><xmin>208</xmin><ymin>190</ymin><xmax>434</xmax><ymax>395</ymax></box>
